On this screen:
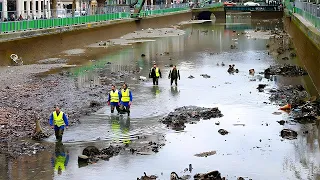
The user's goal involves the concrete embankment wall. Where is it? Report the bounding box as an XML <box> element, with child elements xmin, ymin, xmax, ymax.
<box><xmin>0</xmin><ymin>11</ymin><xmax>191</xmax><ymax>65</ymax></box>
<box><xmin>285</xmin><ymin>14</ymin><xmax>320</xmax><ymax>94</ymax></box>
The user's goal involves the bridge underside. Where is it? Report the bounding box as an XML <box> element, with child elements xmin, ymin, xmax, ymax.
<box><xmin>192</xmin><ymin>8</ymin><xmax>283</xmax><ymax>22</ymax></box>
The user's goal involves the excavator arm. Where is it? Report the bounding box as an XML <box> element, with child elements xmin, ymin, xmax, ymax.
<box><xmin>130</xmin><ymin>0</ymin><xmax>146</xmax><ymax>18</ymax></box>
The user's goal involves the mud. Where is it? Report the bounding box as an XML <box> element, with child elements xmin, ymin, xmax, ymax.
<box><xmin>0</xmin><ymin>62</ymin><xmax>138</xmax><ymax>155</ymax></box>
<box><xmin>161</xmin><ymin>106</ymin><xmax>223</xmax><ymax>130</ymax></box>
<box><xmin>264</xmin><ymin>64</ymin><xmax>308</xmax><ymax>77</ymax></box>
<box><xmin>90</xmin><ymin>27</ymin><xmax>185</xmax><ymax>47</ymax></box>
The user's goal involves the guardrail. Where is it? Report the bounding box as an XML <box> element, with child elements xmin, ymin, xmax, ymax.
<box><xmin>224</xmin><ymin>5</ymin><xmax>282</xmax><ymax>11</ymax></box>
<box><xmin>0</xmin><ymin>5</ymin><xmax>189</xmax><ymax>34</ymax></box>
<box><xmin>287</xmin><ymin>1</ymin><xmax>320</xmax><ymax>31</ymax></box>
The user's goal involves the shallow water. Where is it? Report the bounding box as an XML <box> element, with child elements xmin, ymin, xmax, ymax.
<box><xmin>1</xmin><ymin>15</ymin><xmax>320</xmax><ymax>180</ymax></box>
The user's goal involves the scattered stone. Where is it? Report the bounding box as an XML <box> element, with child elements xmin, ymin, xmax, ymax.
<box><xmin>257</xmin><ymin>84</ymin><xmax>267</xmax><ymax>92</ymax></box>
<box><xmin>200</xmin><ymin>74</ymin><xmax>211</xmax><ymax>78</ymax></box>
<box><xmin>218</xmin><ymin>129</ymin><xmax>229</xmax><ymax>135</ymax></box>
<box><xmin>280</xmin><ymin>129</ymin><xmax>298</xmax><ymax>140</ymax></box>
<box><xmin>230</xmin><ymin>45</ymin><xmax>236</xmax><ymax>49</ymax></box>
<box><xmin>290</xmin><ymin>52</ymin><xmax>297</xmax><ymax>57</ymax></box>
<box><xmin>188</xmin><ymin>75</ymin><xmax>195</xmax><ymax>79</ymax></box>
<box><xmin>264</xmin><ymin>64</ymin><xmax>308</xmax><ymax>77</ymax></box>
<box><xmin>215</xmin><ymin>121</ymin><xmax>220</xmax><ymax>125</ymax></box>
<box><xmin>277</xmin><ymin>120</ymin><xmax>286</xmax><ymax>125</ymax></box>
<box><xmin>31</xmin><ymin>131</ymin><xmax>49</xmax><ymax>141</ymax></box>
<box><xmin>78</xmin><ymin>155</ymin><xmax>89</xmax><ymax>163</ymax></box>
<box><xmin>141</xmin><ymin>54</ymin><xmax>146</xmax><ymax>57</ymax></box>
<box><xmin>282</xmin><ymin>57</ymin><xmax>289</xmax><ymax>60</ymax></box>
<box><xmin>161</xmin><ymin>106</ymin><xmax>223</xmax><ymax>130</ymax></box>
<box><xmin>194</xmin><ymin>170</ymin><xmax>223</xmax><ymax>180</ymax></box>
<box><xmin>266</xmin><ymin>44</ymin><xmax>270</xmax><ymax>48</ymax></box>
<box><xmin>137</xmin><ymin>172</ymin><xmax>157</xmax><ymax>180</ymax></box>
<box><xmin>272</xmin><ymin>112</ymin><xmax>282</xmax><ymax>115</ymax></box>
<box><xmin>194</xmin><ymin>150</ymin><xmax>216</xmax><ymax>157</ymax></box>
<box><xmin>237</xmin><ymin>177</ymin><xmax>245</xmax><ymax>180</ymax></box>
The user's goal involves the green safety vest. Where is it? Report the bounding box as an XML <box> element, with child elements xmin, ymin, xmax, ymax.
<box><xmin>53</xmin><ymin>111</ymin><xmax>65</xmax><ymax>127</ymax></box>
<box><xmin>151</xmin><ymin>67</ymin><xmax>160</xmax><ymax>77</ymax></box>
<box><xmin>110</xmin><ymin>90</ymin><xmax>119</xmax><ymax>102</ymax></box>
<box><xmin>121</xmin><ymin>89</ymin><xmax>130</xmax><ymax>102</ymax></box>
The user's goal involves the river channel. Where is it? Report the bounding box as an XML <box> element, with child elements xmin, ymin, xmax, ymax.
<box><xmin>1</xmin><ymin>14</ymin><xmax>320</xmax><ymax>180</ymax></box>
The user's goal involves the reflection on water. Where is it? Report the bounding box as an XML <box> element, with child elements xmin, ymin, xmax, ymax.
<box><xmin>2</xmin><ymin>14</ymin><xmax>320</xmax><ymax>180</ymax></box>
<box><xmin>110</xmin><ymin>115</ymin><xmax>131</xmax><ymax>145</ymax></box>
<box><xmin>52</xmin><ymin>142</ymin><xmax>69</xmax><ymax>176</ymax></box>
<box><xmin>170</xmin><ymin>86</ymin><xmax>179</xmax><ymax>96</ymax></box>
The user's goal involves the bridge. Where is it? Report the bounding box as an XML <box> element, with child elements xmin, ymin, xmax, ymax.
<box><xmin>192</xmin><ymin>4</ymin><xmax>283</xmax><ymax>21</ymax></box>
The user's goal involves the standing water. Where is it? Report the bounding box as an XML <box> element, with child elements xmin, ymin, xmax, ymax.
<box><xmin>1</xmin><ymin>14</ymin><xmax>319</xmax><ymax>180</ymax></box>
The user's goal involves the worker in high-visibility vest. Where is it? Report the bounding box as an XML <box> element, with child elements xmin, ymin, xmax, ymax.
<box><xmin>51</xmin><ymin>142</ymin><xmax>69</xmax><ymax>175</ymax></box>
<box><xmin>149</xmin><ymin>63</ymin><xmax>162</xmax><ymax>85</ymax></box>
<box><xmin>49</xmin><ymin>106</ymin><xmax>69</xmax><ymax>142</ymax></box>
<box><xmin>119</xmin><ymin>83</ymin><xmax>133</xmax><ymax>116</ymax></box>
<box><xmin>107</xmin><ymin>85</ymin><xmax>121</xmax><ymax>114</ymax></box>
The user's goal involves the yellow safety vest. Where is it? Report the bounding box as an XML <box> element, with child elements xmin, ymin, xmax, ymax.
<box><xmin>53</xmin><ymin>111</ymin><xmax>65</xmax><ymax>127</ymax></box>
<box><xmin>110</xmin><ymin>90</ymin><xmax>119</xmax><ymax>102</ymax></box>
<box><xmin>121</xmin><ymin>89</ymin><xmax>130</xmax><ymax>102</ymax></box>
<box><xmin>151</xmin><ymin>67</ymin><xmax>160</xmax><ymax>77</ymax></box>
<box><xmin>54</xmin><ymin>155</ymin><xmax>66</xmax><ymax>171</ymax></box>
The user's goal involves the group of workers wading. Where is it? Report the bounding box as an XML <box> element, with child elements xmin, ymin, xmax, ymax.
<box><xmin>107</xmin><ymin>83</ymin><xmax>133</xmax><ymax>116</ymax></box>
<box><xmin>150</xmin><ymin>63</ymin><xmax>180</xmax><ymax>86</ymax></box>
<box><xmin>48</xmin><ymin>63</ymin><xmax>179</xmax><ymax>142</ymax></box>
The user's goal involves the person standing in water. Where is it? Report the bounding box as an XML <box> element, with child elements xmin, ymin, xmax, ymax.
<box><xmin>107</xmin><ymin>85</ymin><xmax>121</xmax><ymax>114</ymax></box>
<box><xmin>49</xmin><ymin>106</ymin><xmax>69</xmax><ymax>142</ymax></box>
<box><xmin>120</xmin><ymin>83</ymin><xmax>133</xmax><ymax>116</ymax></box>
<box><xmin>168</xmin><ymin>65</ymin><xmax>180</xmax><ymax>86</ymax></box>
<box><xmin>149</xmin><ymin>63</ymin><xmax>162</xmax><ymax>85</ymax></box>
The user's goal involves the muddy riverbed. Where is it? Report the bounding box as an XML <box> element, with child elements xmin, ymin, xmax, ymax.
<box><xmin>1</xmin><ymin>14</ymin><xmax>320</xmax><ymax>180</ymax></box>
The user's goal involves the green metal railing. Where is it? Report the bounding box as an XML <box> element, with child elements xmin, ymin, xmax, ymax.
<box><xmin>294</xmin><ymin>7</ymin><xmax>320</xmax><ymax>30</ymax></box>
<box><xmin>140</xmin><ymin>7</ymin><xmax>189</xmax><ymax>16</ymax></box>
<box><xmin>0</xmin><ymin>7</ymin><xmax>189</xmax><ymax>33</ymax></box>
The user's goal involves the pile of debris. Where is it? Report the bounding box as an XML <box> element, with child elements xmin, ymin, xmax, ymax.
<box><xmin>161</xmin><ymin>106</ymin><xmax>223</xmax><ymax>130</ymax></box>
<box><xmin>269</xmin><ymin>85</ymin><xmax>308</xmax><ymax>107</ymax></box>
<box><xmin>78</xmin><ymin>145</ymin><xmax>124</xmax><ymax>166</ymax></box>
<box><xmin>264</xmin><ymin>64</ymin><xmax>308</xmax><ymax>77</ymax></box>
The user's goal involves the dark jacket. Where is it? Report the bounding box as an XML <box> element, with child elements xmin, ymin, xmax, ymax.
<box><xmin>168</xmin><ymin>69</ymin><xmax>180</xmax><ymax>79</ymax></box>
<box><xmin>149</xmin><ymin>67</ymin><xmax>162</xmax><ymax>78</ymax></box>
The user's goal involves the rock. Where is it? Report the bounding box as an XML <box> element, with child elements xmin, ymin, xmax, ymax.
<box><xmin>100</xmin><ymin>145</ymin><xmax>122</xmax><ymax>156</ymax></box>
<box><xmin>89</xmin><ymin>101</ymin><xmax>101</xmax><ymax>108</ymax></box>
<box><xmin>280</xmin><ymin>129</ymin><xmax>298</xmax><ymax>140</ymax></box>
<box><xmin>277</xmin><ymin>120</ymin><xmax>285</xmax><ymax>125</ymax></box>
<box><xmin>83</xmin><ymin>146</ymin><xmax>100</xmax><ymax>157</ymax></box>
<box><xmin>257</xmin><ymin>84</ymin><xmax>267</xmax><ymax>92</ymax></box>
<box><xmin>188</xmin><ymin>75</ymin><xmax>195</xmax><ymax>79</ymax></box>
<box><xmin>161</xmin><ymin>106</ymin><xmax>223</xmax><ymax>130</ymax></box>
<box><xmin>237</xmin><ymin>177</ymin><xmax>245</xmax><ymax>180</ymax></box>
<box><xmin>31</xmin><ymin>131</ymin><xmax>49</xmax><ymax>141</ymax></box>
<box><xmin>266</xmin><ymin>44</ymin><xmax>270</xmax><ymax>48</ymax></box>
<box><xmin>264</xmin><ymin>64</ymin><xmax>307</xmax><ymax>77</ymax></box>
<box><xmin>78</xmin><ymin>154</ymin><xmax>89</xmax><ymax>163</ymax></box>
<box><xmin>230</xmin><ymin>45</ymin><xmax>236</xmax><ymax>49</ymax></box>
<box><xmin>138</xmin><ymin>172</ymin><xmax>157</xmax><ymax>180</ymax></box>
<box><xmin>141</xmin><ymin>54</ymin><xmax>146</xmax><ymax>57</ymax></box>
<box><xmin>194</xmin><ymin>170</ymin><xmax>223</xmax><ymax>180</ymax></box>
<box><xmin>215</xmin><ymin>121</ymin><xmax>220</xmax><ymax>125</ymax></box>
<box><xmin>282</xmin><ymin>57</ymin><xmax>289</xmax><ymax>60</ymax></box>
<box><xmin>218</xmin><ymin>129</ymin><xmax>229</xmax><ymax>135</ymax></box>
<box><xmin>200</xmin><ymin>74</ymin><xmax>211</xmax><ymax>78</ymax></box>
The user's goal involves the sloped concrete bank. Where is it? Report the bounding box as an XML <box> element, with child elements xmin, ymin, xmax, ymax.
<box><xmin>0</xmin><ymin>11</ymin><xmax>192</xmax><ymax>65</ymax></box>
<box><xmin>285</xmin><ymin>13</ymin><xmax>320</xmax><ymax>95</ymax></box>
